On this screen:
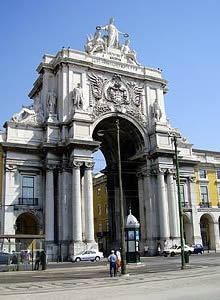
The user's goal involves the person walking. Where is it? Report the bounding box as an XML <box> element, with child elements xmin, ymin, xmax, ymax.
<box><xmin>34</xmin><ymin>251</ymin><xmax>41</xmax><ymax>270</ymax></box>
<box><xmin>116</xmin><ymin>250</ymin><xmax>121</xmax><ymax>274</ymax></box>
<box><xmin>40</xmin><ymin>250</ymin><xmax>47</xmax><ymax>270</ymax></box>
<box><xmin>108</xmin><ymin>250</ymin><xmax>118</xmax><ymax>277</ymax></box>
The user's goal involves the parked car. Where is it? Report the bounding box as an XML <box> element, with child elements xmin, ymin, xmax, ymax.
<box><xmin>71</xmin><ymin>250</ymin><xmax>104</xmax><ymax>262</ymax></box>
<box><xmin>192</xmin><ymin>244</ymin><xmax>204</xmax><ymax>254</ymax></box>
<box><xmin>164</xmin><ymin>245</ymin><xmax>194</xmax><ymax>257</ymax></box>
<box><xmin>0</xmin><ymin>252</ymin><xmax>12</xmax><ymax>265</ymax></box>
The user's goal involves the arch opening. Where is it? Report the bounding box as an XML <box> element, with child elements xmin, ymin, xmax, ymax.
<box><xmin>93</xmin><ymin>116</ymin><xmax>146</xmax><ymax>251</ymax></box>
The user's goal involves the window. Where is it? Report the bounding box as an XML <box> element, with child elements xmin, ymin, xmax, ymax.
<box><xmin>199</xmin><ymin>169</ymin><xmax>207</xmax><ymax>179</ymax></box>
<box><xmin>106</xmin><ymin>221</ymin><xmax>109</xmax><ymax>232</ymax></box>
<box><xmin>22</xmin><ymin>176</ymin><xmax>34</xmax><ymax>199</ymax></box>
<box><xmin>200</xmin><ymin>186</ymin><xmax>209</xmax><ymax>203</ymax></box>
<box><xmin>98</xmin><ymin>204</ymin><xmax>101</xmax><ymax>216</ymax></box>
<box><xmin>180</xmin><ymin>185</ymin><xmax>185</xmax><ymax>203</ymax></box>
<box><xmin>97</xmin><ymin>188</ymin><xmax>101</xmax><ymax>196</ymax></box>
<box><xmin>217</xmin><ymin>170</ymin><xmax>220</xmax><ymax>180</ymax></box>
<box><xmin>105</xmin><ymin>204</ymin><xmax>108</xmax><ymax>215</ymax></box>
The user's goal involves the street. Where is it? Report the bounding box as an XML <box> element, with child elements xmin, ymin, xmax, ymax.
<box><xmin>0</xmin><ymin>253</ymin><xmax>219</xmax><ymax>299</ymax></box>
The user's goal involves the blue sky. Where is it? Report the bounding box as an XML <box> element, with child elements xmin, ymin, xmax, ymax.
<box><xmin>1</xmin><ymin>0</ymin><xmax>220</xmax><ymax>171</ymax></box>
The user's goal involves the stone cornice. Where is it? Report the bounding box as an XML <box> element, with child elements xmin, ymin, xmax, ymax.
<box><xmin>28</xmin><ymin>74</ymin><xmax>43</xmax><ymax>99</ymax></box>
<box><xmin>34</xmin><ymin>49</ymin><xmax>167</xmax><ymax>87</ymax></box>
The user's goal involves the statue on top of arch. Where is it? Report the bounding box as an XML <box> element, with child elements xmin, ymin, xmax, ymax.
<box><xmin>85</xmin><ymin>18</ymin><xmax>140</xmax><ymax>66</ymax></box>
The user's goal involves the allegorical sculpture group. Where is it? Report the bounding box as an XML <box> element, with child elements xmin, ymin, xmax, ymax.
<box><xmin>85</xmin><ymin>18</ymin><xmax>140</xmax><ymax>65</ymax></box>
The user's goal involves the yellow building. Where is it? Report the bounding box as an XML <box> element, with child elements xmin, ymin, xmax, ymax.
<box><xmin>181</xmin><ymin>149</ymin><xmax>220</xmax><ymax>250</ymax></box>
<box><xmin>93</xmin><ymin>173</ymin><xmax>109</xmax><ymax>254</ymax></box>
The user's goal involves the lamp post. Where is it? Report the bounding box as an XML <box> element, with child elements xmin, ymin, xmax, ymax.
<box><xmin>172</xmin><ymin>134</ymin><xmax>185</xmax><ymax>270</ymax></box>
<box><xmin>96</xmin><ymin>119</ymin><xmax>127</xmax><ymax>274</ymax></box>
<box><xmin>116</xmin><ymin>119</ymin><xmax>127</xmax><ymax>275</ymax></box>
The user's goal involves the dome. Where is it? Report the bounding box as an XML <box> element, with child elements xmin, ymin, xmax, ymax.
<box><xmin>126</xmin><ymin>210</ymin><xmax>140</xmax><ymax>228</ymax></box>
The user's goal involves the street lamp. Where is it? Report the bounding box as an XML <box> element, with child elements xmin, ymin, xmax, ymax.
<box><xmin>97</xmin><ymin>119</ymin><xmax>127</xmax><ymax>274</ymax></box>
<box><xmin>116</xmin><ymin>119</ymin><xmax>127</xmax><ymax>275</ymax></box>
<box><xmin>171</xmin><ymin>133</ymin><xmax>185</xmax><ymax>270</ymax></box>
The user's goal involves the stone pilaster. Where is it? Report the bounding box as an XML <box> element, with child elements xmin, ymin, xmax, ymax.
<box><xmin>188</xmin><ymin>177</ymin><xmax>202</xmax><ymax>244</ymax></box>
<box><xmin>84</xmin><ymin>162</ymin><xmax>95</xmax><ymax>242</ymax></box>
<box><xmin>72</xmin><ymin>161</ymin><xmax>83</xmax><ymax>242</ymax></box>
<box><xmin>45</xmin><ymin>166</ymin><xmax>55</xmax><ymax>242</ymax></box>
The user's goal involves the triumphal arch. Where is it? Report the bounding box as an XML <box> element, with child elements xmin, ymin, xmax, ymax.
<box><xmin>0</xmin><ymin>19</ymin><xmax>202</xmax><ymax>259</ymax></box>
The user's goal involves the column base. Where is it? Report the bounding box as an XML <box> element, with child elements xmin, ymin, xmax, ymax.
<box><xmin>45</xmin><ymin>242</ymin><xmax>58</xmax><ymax>262</ymax></box>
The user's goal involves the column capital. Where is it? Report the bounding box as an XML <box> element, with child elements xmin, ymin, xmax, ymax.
<box><xmin>188</xmin><ymin>176</ymin><xmax>196</xmax><ymax>183</ymax></box>
<box><xmin>72</xmin><ymin>160</ymin><xmax>83</xmax><ymax>168</ymax></box>
<box><xmin>152</xmin><ymin>168</ymin><xmax>167</xmax><ymax>176</ymax></box>
<box><xmin>46</xmin><ymin>164</ymin><xmax>56</xmax><ymax>171</ymax></box>
<box><xmin>166</xmin><ymin>168</ymin><xmax>175</xmax><ymax>175</ymax></box>
<box><xmin>85</xmin><ymin>162</ymin><xmax>95</xmax><ymax>169</ymax></box>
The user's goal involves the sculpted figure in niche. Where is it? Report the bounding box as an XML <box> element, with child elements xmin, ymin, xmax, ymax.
<box><xmin>97</xmin><ymin>18</ymin><xmax>128</xmax><ymax>49</ymax></box>
<box><xmin>47</xmin><ymin>91</ymin><xmax>57</xmax><ymax>114</ymax></box>
<box><xmin>72</xmin><ymin>83</ymin><xmax>83</xmax><ymax>110</ymax></box>
<box><xmin>152</xmin><ymin>98</ymin><xmax>162</xmax><ymax>122</ymax></box>
<box><xmin>121</xmin><ymin>40</ymin><xmax>140</xmax><ymax>65</ymax></box>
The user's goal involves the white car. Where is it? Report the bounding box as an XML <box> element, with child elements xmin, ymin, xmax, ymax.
<box><xmin>164</xmin><ymin>245</ymin><xmax>194</xmax><ymax>257</ymax></box>
<box><xmin>71</xmin><ymin>250</ymin><xmax>104</xmax><ymax>262</ymax></box>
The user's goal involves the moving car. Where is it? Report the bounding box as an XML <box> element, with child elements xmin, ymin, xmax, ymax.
<box><xmin>164</xmin><ymin>245</ymin><xmax>194</xmax><ymax>257</ymax></box>
<box><xmin>192</xmin><ymin>244</ymin><xmax>204</xmax><ymax>254</ymax></box>
<box><xmin>71</xmin><ymin>250</ymin><xmax>104</xmax><ymax>262</ymax></box>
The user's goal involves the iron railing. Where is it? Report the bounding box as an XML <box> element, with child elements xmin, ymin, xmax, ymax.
<box><xmin>199</xmin><ymin>202</ymin><xmax>211</xmax><ymax>208</ymax></box>
<box><xmin>18</xmin><ymin>198</ymin><xmax>38</xmax><ymax>206</ymax></box>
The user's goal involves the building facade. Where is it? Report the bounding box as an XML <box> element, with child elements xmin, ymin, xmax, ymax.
<box><xmin>0</xmin><ymin>18</ymin><xmax>220</xmax><ymax>259</ymax></box>
<box><xmin>93</xmin><ymin>173</ymin><xmax>109</xmax><ymax>255</ymax></box>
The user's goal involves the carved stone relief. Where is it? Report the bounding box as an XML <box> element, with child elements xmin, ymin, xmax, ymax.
<box><xmin>88</xmin><ymin>72</ymin><xmax>146</xmax><ymax>125</ymax></box>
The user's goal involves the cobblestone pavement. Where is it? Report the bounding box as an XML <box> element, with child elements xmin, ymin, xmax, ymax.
<box><xmin>0</xmin><ymin>264</ymin><xmax>215</xmax><ymax>297</ymax></box>
<box><xmin>0</xmin><ymin>253</ymin><xmax>219</xmax><ymax>298</ymax></box>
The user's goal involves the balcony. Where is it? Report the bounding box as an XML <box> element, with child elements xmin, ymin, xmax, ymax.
<box><xmin>199</xmin><ymin>202</ymin><xmax>211</xmax><ymax>208</ymax></box>
<box><xmin>14</xmin><ymin>198</ymin><xmax>39</xmax><ymax>210</ymax></box>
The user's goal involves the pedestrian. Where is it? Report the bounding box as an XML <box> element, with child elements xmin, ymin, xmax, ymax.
<box><xmin>116</xmin><ymin>250</ymin><xmax>121</xmax><ymax>274</ymax></box>
<box><xmin>108</xmin><ymin>250</ymin><xmax>118</xmax><ymax>277</ymax></box>
<box><xmin>34</xmin><ymin>251</ymin><xmax>41</xmax><ymax>270</ymax></box>
<box><xmin>40</xmin><ymin>250</ymin><xmax>47</xmax><ymax>270</ymax></box>
<box><xmin>23</xmin><ymin>250</ymin><xmax>29</xmax><ymax>270</ymax></box>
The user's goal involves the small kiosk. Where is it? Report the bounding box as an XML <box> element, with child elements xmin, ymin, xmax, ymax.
<box><xmin>125</xmin><ymin>210</ymin><xmax>140</xmax><ymax>263</ymax></box>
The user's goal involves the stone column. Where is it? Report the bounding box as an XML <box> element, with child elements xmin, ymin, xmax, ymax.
<box><xmin>137</xmin><ymin>173</ymin><xmax>146</xmax><ymax>253</ymax></box>
<box><xmin>143</xmin><ymin>172</ymin><xmax>158</xmax><ymax>254</ymax></box>
<box><xmin>62</xmin><ymin>168</ymin><xmax>71</xmax><ymax>242</ymax></box>
<box><xmin>84</xmin><ymin>162</ymin><xmax>95</xmax><ymax>242</ymax></box>
<box><xmin>213</xmin><ymin>222</ymin><xmax>220</xmax><ymax>250</ymax></box>
<box><xmin>189</xmin><ymin>177</ymin><xmax>202</xmax><ymax>244</ymax></box>
<box><xmin>157</xmin><ymin>169</ymin><xmax>170</xmax><ymax>241</ymax></box>
<box><xmin>167</xmin><ymin>170</ymin><xmax>179</xmax><ymax>240</ymax></box>
<box><xmin>45</xmin><ymin>166</ymin><xmax>54</xmax><ymax>242</ymax></box>
<box><xmin>72</xmin><ymin>161</ymin><xmax>83</xmax><ymax>242</ymax></box>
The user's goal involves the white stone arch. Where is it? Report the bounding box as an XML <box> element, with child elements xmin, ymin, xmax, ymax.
<box><xmin>183</xmin><ymin>213</ymin><xmax>193</xmax><ymax>245</ymax></box>
<box><xmin>200</xmin><ymin>213</ymin><xmax>216</xmax><ymax>250</ymax></box>
<box><xmin>92</xmin><ymin>111</ymin><xmax>150</xmax><ymax>151</ymax></box>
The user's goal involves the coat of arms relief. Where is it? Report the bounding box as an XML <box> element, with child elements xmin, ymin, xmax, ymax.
<box><xmin>88</xmin><ymin>73</ymin><xmax>147</xmax><ymax>125</ymax></box>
